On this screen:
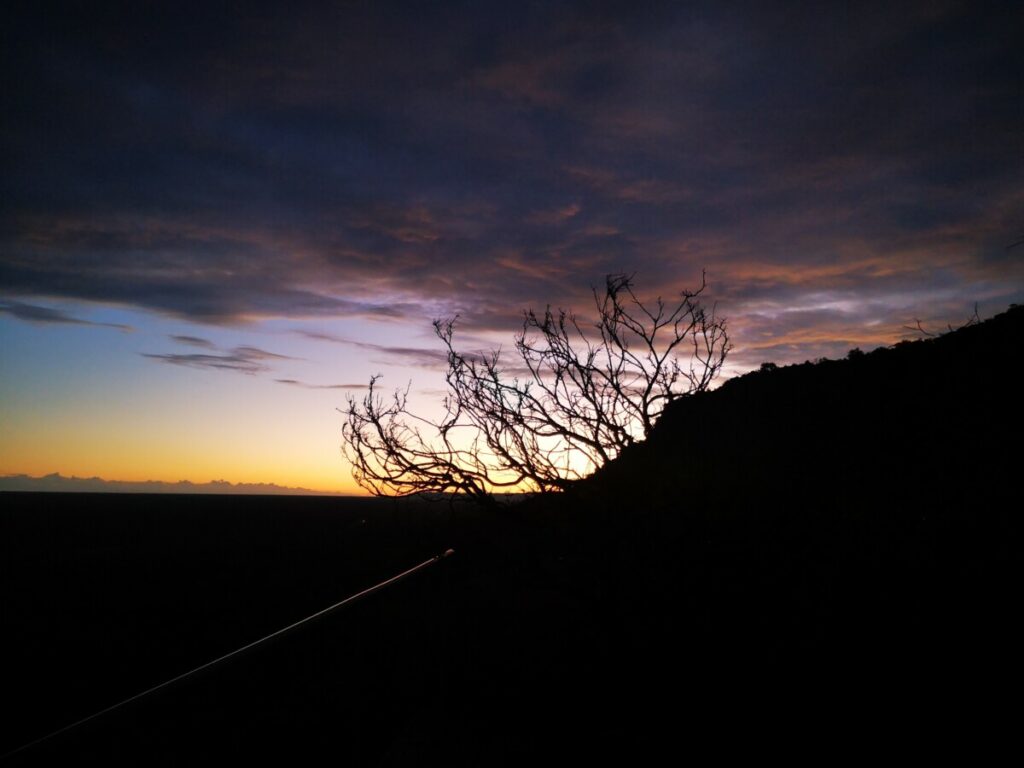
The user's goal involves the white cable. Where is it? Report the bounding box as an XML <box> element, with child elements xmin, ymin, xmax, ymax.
<box><xmin>2</xmin><ymin>548</ymin><xmax>455</xmax><ymax>761</ymax></box>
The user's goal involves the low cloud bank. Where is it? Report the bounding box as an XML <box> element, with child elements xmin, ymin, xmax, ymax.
<box><xmin>0</xmin><ymin>473</ymin><xmax>346</xmax><ymax>496</ymax></box>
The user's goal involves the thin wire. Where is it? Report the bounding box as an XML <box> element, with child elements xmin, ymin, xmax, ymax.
<box><xmin>2</xmin><ymin>548</ymin><xmax>455</xmax><ymax>761</ymax></box>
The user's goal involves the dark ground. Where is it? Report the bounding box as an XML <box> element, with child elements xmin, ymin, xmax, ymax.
<box><xmin>1</xmin><ymin>493</ymin><xmax>457</xmax><ymax>764</ymax></box>
<box><xmin>2</xmin><ymin>308</ymin><xmax>1020</xmax><ymax>764</ymax></box>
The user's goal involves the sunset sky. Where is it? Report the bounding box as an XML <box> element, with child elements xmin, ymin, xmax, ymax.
<box><xmin>2</xmin><ymin>1</ymin><xmax>1022</xmax><ymax>493</ymax></box>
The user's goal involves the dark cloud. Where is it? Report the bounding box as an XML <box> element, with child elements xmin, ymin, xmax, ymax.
<box><xmin>295</xmin><ymin>331</ymin><xmax>449</xmax><ymax>369</ymax></box>
<box><xmin>295</xmin><ymin>327</ymin><xmax>532</xmax><ymax>374</ymax></box>
<box><xmin>142</xmin><ymin>345</ymin><xmax>295</xmax><ymax>374</ymax></box>
<box><xmin>362</xmin><ymin>344</ymin><xmax>450</xmax><ymax>369</ymax></box>
<box><xmin>233</xmin><ymin>346</ymin><xmax>297</xmax><ymax>361</ymax></box>
<box><xmin>0</xmin><ymin>218</ymin><xmax>421</xmax><ymax>323</ymax></box>
<box><xmin>170</xmin><ymin>335</ymin><xmax>215</xmax><ymax>348</ymax></box>
<box><xmin>2</xmin><ymin>1</ymin><xmax>1022</xmax><ymax>354</ymax></box>
<box><xmin>0</xmin><ymin>300</ymin><xmax>131</xmax><ymax>330</ymax></box>
<box><xmin>275</xmin><ymin>379</ymin><xmax>367</xmax><ymax>390</ymax></box>
<box><xmin>295</xmin><ymin>328</ymin><xmax>546</xmax><ymax>380</ymax></box>
<box><xmin>296</xmin><ymin>330</ymin><xmax>347</xmax><ymax>344</ymax></box>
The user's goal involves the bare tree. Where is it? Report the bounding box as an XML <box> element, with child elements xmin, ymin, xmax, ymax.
<box><xmin>341</xmin><ymin>273</ymin><xmax>730</xmax><ymax>504</ymax></box>
<box><xmin>902</xmin><ymin>303</ymin><xmax>981</xmax><ymax>338</ymax></box>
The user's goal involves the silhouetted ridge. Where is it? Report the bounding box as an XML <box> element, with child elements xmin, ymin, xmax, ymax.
<box><xmin>590</xmin><ymin>304</ymin><xmax>1021</xmax><ymax>510</ymax></box>
<box><xmin>534</xmin><ymin>305</ymin><xmax>1020</xmax><ymax>750</ymax></box>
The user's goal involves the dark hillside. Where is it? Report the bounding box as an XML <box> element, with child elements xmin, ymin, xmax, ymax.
<box><xmin>611</xmin><ymin>302</ymin><xmax>1021</xmax><ymax>510</ymax></box>
<box><xmin>429</xmin><ymin>305</ymin><xmax>1021</xmax><ymax>760</ymax></box>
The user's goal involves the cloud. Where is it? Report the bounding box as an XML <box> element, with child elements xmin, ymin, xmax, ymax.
<box><xmin>295</xmin><ymin>331</ymin><xmax>449</xmax><ymax>369</ymax></box>
<box><xmin>0</xmin><ymin>300</ymin><xmax>132</xmax><ymax>330</ymax></box>
<box><xmin>0</xmin><ymin>218</ymin><xmax>422</xmax><ymax>324</ymax></box>
<box><xmin>296</xmin><ymin>330</ymin><xmax>346</xmax><ymax>343</ymax></box>
<box><xmin>275</xmin><ymin>378</ymin><xmax>366</xmax><ymax>390</ymax></box>
<box><xmin>525</xmin><ymin>203</ymin><xmax>583</xmax><ymax>226</ymax></box>
<box><xmin>142</xmin><ymin>345</ymin><xmax>296</xmax><ymax>374</ymax></box>
<box><xmin>170</xmin><ymin>334</ymin><xmax>215</xmax><ymax>348</ymax></box>
<box><xmin>0</xmin><ymin>472</ymin><xmax>342</xmax><ymax>495</ymax></box>
<box><xmin>232</xmin><ymin>345</ymin><xmax>297</xmax><ymax>361</ymax></box>
<box><xmin>293</xmin><ymin>327</ymin><xmax>547</xmax><ymax>377</ymax></box>
<box><xmin>1</xmin><ymin>1</ymin><xmax>1021</xmax><ymax>362</ymax></box>
<box><xmin>294</xmin><ymin>327</ymin><xmax>547</xmax><ymax>380</ymax></box>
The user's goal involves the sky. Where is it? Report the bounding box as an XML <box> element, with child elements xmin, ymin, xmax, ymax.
<box><xmin>2</xmin><ymin>1</ymin><xmax>1022</xmax><ymax>493</ymax></box>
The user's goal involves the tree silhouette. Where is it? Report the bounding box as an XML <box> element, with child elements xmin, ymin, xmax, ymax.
<box><xmin>341</xmin><ymin>273</ymin><xmax>730</xmax><ymax>504</ymax></box>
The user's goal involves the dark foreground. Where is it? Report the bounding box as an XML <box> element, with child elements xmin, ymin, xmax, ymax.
<box><xmin>1</xmin><ymin>493</ymin><xmax>460</xmax><ymax>764</ymax></box>
<box><xmin>2</xmin><ymin>310</ymin><xmax>1021</xmax><ymax>763</ymax></box>
<box><xmin>2</xmin><ymin>484</ymin><xmax>1016</xmax><ymax>765</ymax></box>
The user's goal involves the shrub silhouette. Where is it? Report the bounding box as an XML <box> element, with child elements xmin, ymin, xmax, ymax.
<box><xmin>342</xmin><ymin>273</ymin><xmax>730</xmax><ymax>504</ymax></box>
